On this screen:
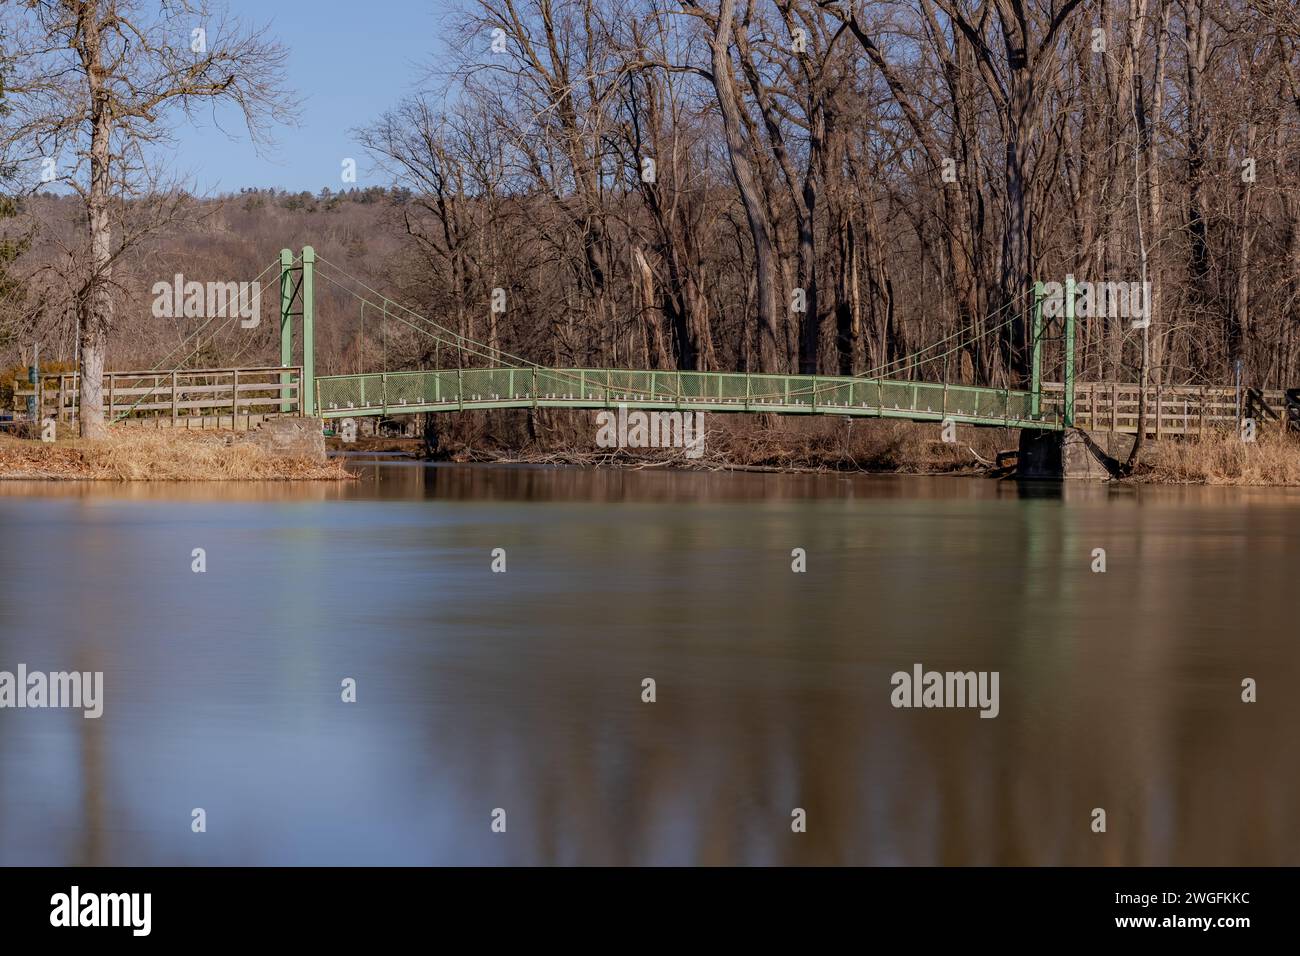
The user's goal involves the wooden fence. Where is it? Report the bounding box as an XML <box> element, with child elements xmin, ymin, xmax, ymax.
<box><xmin>1042</xmin><ymin>382</ymin><xmax>1291</xmax><ymax>436</ymax></box>
<box><xmin>11</xmin><ymin>366</ymin><xmax>301</xmax><ymax>430</ymax></box>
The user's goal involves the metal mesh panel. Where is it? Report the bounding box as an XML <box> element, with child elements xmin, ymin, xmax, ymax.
<box><xmin>527</xmin><ymin>369</ymin><xmax>571</xmax><ymax>399</ymax></box>
<box><xmin>318</xmin><ymin>376</ymin><xmax>362</xmax><ymax>410</ymax></box>
<box><xmin>781</xmin><ymin>376</ymin><xmax>805</xmax><ymax>404</ymax></box>
<box><xmin>878</xmin><ymin>381</ymin><xmax>913</xmax><ymax>410</ymax></box>
<box><xmin>349</xmin><ymin>374</ymin><xmax>377</xmax><ymax>409</ymax></box>
<box><xmin>943</xmin><ymin>385</ymin><xmax>976</xmax><ymax>417</ymax></box>
<box><xmin>353</xmin><ymin>374</ymin><xmax>384</xmax><ymax>409</ymax></box>
<box><xmin>774</xmin><ymin>377</ymin><xmax>804</xmax><ymax>406</ymax></box>
<box><xmin>543</xmin><ymin>369</ymin><xmax>600</xmax><ymax>401</ymax></box>
<box><xmin>651</xmin><ymin>372</ymin><xmax>680</xmax><ymax>400</ymax></box>
<box><xmin>437</xmin><ymin>370</ymin><xmax>459</xmax><ymax>403</ymax></box>
<box><xmin>582</xmin><ymin>370</ymin><xmax>608</xmax><ymax>401</ymax></box>
<box><xmin>1007</xmin><ymin>392</ymin><xmax>1033</xmax><ymax>420</ymax></box>
<box><xmin>605</xmin><ymin>370</ymin><xmax>650</xmax><ymax>399</ymax></box>
<box><xmin>459</xmin><ymin>368</ymin><xmax>510</xmax><ymax>400</ymax></box>
<box><xmin>917</xmin><ymin>382</ymin><xmax>948</xmax><ymax>415</ymax></box>
<box><xmin>853</xmin><ymin>378</ymin><xmax>882</xmax><ymax>409</ymax></box>
<box><xmin>815</xmin><ymin>379</ymin><xmax>855</xmax><ymax>407</ymax></box>
<box><xmin>901</xmin><ymin>382</ymin><xmax>932</xmax><ymax>415</ymax></box>
<box><xmin>385</xmin><ymin>372</ymin><xmax>431</xmax><ymax>406</ymax></box>
<box><xmin>743</xmin><ymin>374</ymin><xmax>783</xmax><ymax>403</ymax></box>
<box><xmin>671</xmin><ymin>372</ymin><xmax>698</xmax><ymax>399</ymax></box>
<box><xmin>712</xmin><ymin>373</ymin><xmax>747</xmax><ymax>401</ymax></box>
<box><xmin>576</xmin><ymin>370</ymin><xmax>612</xmax><ymax>403</ymax></box>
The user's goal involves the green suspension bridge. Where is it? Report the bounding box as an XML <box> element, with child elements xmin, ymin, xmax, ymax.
<box><xmin>23</xmin><ymin>245</ymin><xmax>1179</xmax><ymax>435</ymax></box>
<box><xmin>299</xmin><ymin>246</ymin><xmax>1071</xmax><ymax>431</ymax></box>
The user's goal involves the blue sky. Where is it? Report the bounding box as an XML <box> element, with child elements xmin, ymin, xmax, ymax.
<box><xmin>172</xmin><ymin>0</ymin><xmax>444</xmax><ymax>195</ymax></box>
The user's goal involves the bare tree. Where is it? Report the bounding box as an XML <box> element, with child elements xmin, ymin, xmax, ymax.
<box><xmin>680</xmin><ymin>0</ymin><xmax>783</xmax><ymax>373</ymax></box>
<box><xmin>928</xmin><ymin>0</ymin><xmax>1086</xmax><ymax>382</ymax></box>
<box><xmin>0</xmin><ymin>0</ymin><xmax>295</xmax><ymax>437</ymax></box>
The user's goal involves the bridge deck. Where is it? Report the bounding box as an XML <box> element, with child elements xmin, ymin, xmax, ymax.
<box><xmin>315</xmin><ymin>367</ymin><xmax>1054</xmax><ymax>430</ymax></box>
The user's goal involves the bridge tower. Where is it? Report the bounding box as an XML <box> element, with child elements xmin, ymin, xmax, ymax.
<box><xmin>1031</xmin><ymin>281</ymin><xmax>1044</xmax><ymax>418</ymax></box>
<box><xmin>1063</xmin><ymin>274</ymin><xmax>1076</xmax><ymax>427</ymax></box>
<box><xmin>279</xmin><ymin>247</ymin><xmax>316</xmax><ymax>416</ymax></box>
<box><xmin>1029</xmin><ymin>275</ymin><xmax>1076</xmax><ymax>426</ymax></box>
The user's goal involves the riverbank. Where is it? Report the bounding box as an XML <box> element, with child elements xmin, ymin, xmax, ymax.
<box><xmin>409</xmin><ymin>412</ymin><xmax>1300</xmax><ymax>485</ymax></box>
<box><xmin>5</xmin><ymin>415</ymin><xmax>1297</xmax><ymax>484</ymax></box>
<box><xmin>0</xmin><ymin>430</ymin><xmax>350</xmax><ymax>481</ymax></box>
<box><xmin>423</xmin><ymin>415</ymin><xmax>1016</xmax><ymax>476</ymax></box>
<box><xmin>1134</xmin><ymin>430</ymin><xmax>1300</xmax><ymax>485</ymax></box>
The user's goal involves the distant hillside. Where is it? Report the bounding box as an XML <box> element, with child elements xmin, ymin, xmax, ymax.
<box><xmin>1</xmin><ymin>187</ymin><xmax>417</xmax><ymax>377</ymax></box>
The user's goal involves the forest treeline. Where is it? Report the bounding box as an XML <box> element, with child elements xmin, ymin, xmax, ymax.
<box><xmin>362</xmin><ymin>0</ymin><xmax>1300</xmax><ymax>390</ymax></box>
<box><xmin>3</xmin><ymin>0</ymin><xmax>1300</xmax><ymax>409</ymax></box>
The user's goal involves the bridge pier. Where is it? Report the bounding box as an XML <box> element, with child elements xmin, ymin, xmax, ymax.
<box><xmin>1017</xmin><ymin>427</ymin><xmax>1135</xmax><ymax>480</ymax></box>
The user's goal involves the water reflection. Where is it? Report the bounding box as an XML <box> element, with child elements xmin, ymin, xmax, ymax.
<box><xmin>0</xmin><ymin>465</ymin><xmax>1297</xmax><ymax>864</ymax></box>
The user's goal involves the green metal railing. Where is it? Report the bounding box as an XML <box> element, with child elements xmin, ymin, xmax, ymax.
<box><xmin>314</xmin><ymin>366</ymin><xmax>1060</xmax><ymax>430</ymax></box>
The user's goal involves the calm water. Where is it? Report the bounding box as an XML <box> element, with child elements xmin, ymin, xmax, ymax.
<box><xmin>0</xmin><ymin>464</ymin><xmax>1297</xmax><ymax>866</ymax></box>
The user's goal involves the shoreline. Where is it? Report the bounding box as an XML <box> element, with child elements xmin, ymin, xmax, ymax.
<box><xmin>0</xmin><ymin>429</ymin><xmax>350</xmax><ymax>482</ymax></box>
<box><xmin>3</xmin><ymin>419</ymin><xmax>1299</xmax><ymax>485</ymax></box>
<box><xmin>409</xmin><ymin>414</ymin><xmax>1300</xmax><ymax>487</ymax></box>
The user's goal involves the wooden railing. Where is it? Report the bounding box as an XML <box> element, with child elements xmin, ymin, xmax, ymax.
<box><xmin>12</xmin><ymin>366</ymin><xmax>301</xmax><ymax>427</ymax></box>
<box><xmin>1042</xmin><ymin>382</ymin><xmax>1289</xmax><ymax>436</ymax></box>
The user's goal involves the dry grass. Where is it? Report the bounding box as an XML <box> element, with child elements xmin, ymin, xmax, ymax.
<box><xmin>1134</xmin><ymin>429</ymin><xmax>1300</xmax><ymax>485</ymax></box>
<box><xmin>0</xmin><ymin>429</ymin><xmax>351</xmax><ymax>481</ymax></box>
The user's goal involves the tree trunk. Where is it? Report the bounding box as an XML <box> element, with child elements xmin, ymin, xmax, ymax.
<box><xmin>708</xmin><ymin>0</ymin><xmax>781</xmax><ymax>373</ymax></box>
<box><xmin>80</xmin><ymin>17</ymin><xmax>113</xmax><ymax>440</ymax></box>
<box><xmin>1185</xmin><ymin>0</ymin><xmax>1211</xmax><ymax>373</ymax></box>
<box><xmin>1000</xmin><ymin>75</ymin><xmax>1034</xmax><ymax>384</ymax></box>
<box><xmin>833</xmin><ymin>208</ymin><xmax>860</xmax><ymax>375</ymax></box>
